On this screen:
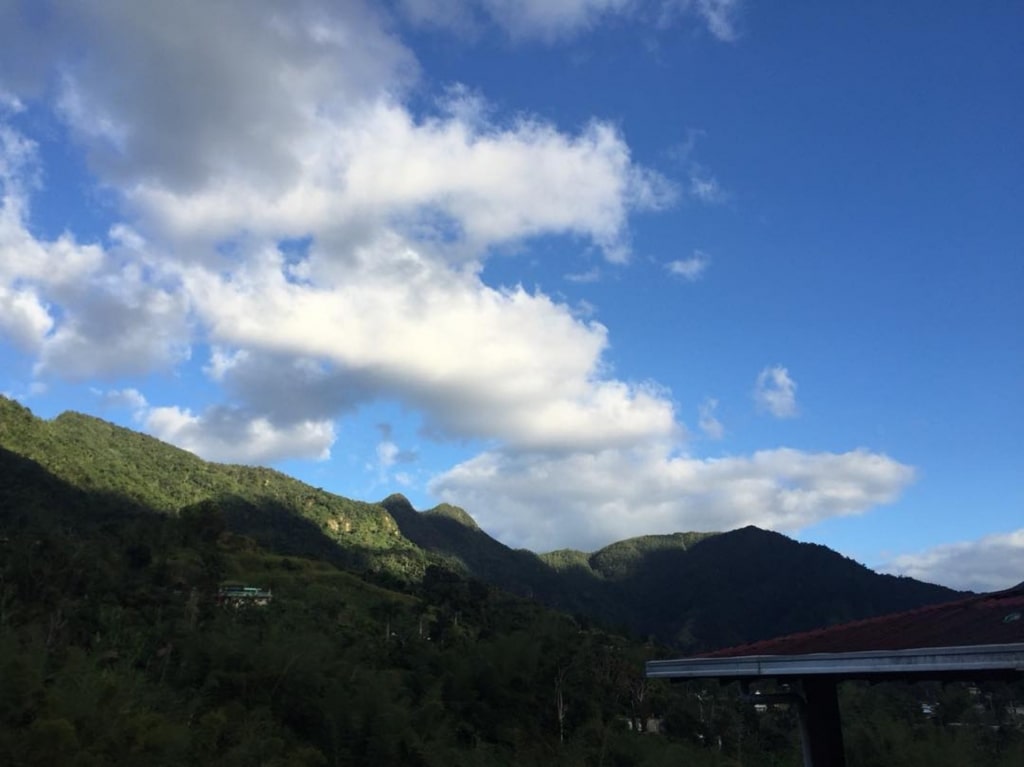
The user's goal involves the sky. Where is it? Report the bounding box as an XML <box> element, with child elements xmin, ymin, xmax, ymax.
<box><xmin>0</xmin><ymin>1</ymin><xmax>1021</xmax><ymax>593</ymax></box>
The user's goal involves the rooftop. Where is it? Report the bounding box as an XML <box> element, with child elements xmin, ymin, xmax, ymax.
<box><xmin>647</xmin><ymin>583</ymin><xmax>1024</xmax><ymax>684</ymax></box>
<box><xmin>700</xmin><ymin>582</ymin><xmax>1024</xmax><ymax>658</ymax></box>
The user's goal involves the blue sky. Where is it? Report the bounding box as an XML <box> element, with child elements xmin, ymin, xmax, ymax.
<box><xmin>1</xmin><ymin>1</ymin><xmax>1020</xmax><ymax>591</ymax></box>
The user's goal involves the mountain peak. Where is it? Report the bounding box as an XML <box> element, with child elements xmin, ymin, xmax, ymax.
<box><xmin>380</xmin><ymin>493</ymin><xmax>416</xmax><ymax>517</ymax></box>
<box><xmin>425</xmin><ymin>503</ymin><xmax>479</xmax><ymax>530</ymax></box>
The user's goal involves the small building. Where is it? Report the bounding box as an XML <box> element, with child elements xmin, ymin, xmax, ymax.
<box><xmin>217</xmin><ymin>584</ymin><xmax>273</xmax><ymax>607</ymax></box>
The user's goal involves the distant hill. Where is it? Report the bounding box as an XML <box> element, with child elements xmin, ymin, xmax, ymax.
<box><xmin>382</xmin><ymin>493</ymin><xmax>960</xmax><ymax>651</ymax></box>
<box><xmin>1</xmin><ymin>396</ymin><xmax>961</xmax><ymax>651</ymax></box>
<box><xmin>592</xmin><ymin>525</ymin><xmax>960</xmax><ymax>650</ymax></box>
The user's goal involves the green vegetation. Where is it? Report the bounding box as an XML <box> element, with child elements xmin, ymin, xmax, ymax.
<box><xmin>1</xmin><ymin>397</ymin><xmax>1020</xmax><ymax>764</ymax></box>
<box><xmin>0</xmin><ymin>397</ymin><xmax>425</xmax><ymax>578</ymax></box>
<box><xmin>587</xmin><ymin>532</ymin><xmax>719</xmax><ymax>580</ymax></box>
<box><xmin>388</xmin><ymin>484</ymin><xmax>959</xmax><ymax>652</ymax></box>
<box><xmin>1</xmin><ymin>396</ymin><xmax>958</xmax><ymax>652</ymax></box>
<box><xmin>0</xmin><ymin>441</ymin><xmax>762</xmax><ymax>765</ymax></box>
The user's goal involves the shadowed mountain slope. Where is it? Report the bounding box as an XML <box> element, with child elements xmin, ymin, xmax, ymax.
<box><xmin>1</xmin><ymin>396</ymin><xmax>961</xmax><ymax>651</ymax></box>
<box><xmin>384</xmin><ymin>490</ymin><xmax>961</xmax><ymax>651</ymax></box>
<box><xmin>0</xmin><ymin>396</ymin><xmax>426</xmax><ymax>577</ymax></box>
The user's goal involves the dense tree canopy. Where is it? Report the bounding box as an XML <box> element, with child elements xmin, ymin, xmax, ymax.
<box><xmin>1</xmin><ymin>397</ymin><xmax>1021</xmax><ymax>764</ymax></box>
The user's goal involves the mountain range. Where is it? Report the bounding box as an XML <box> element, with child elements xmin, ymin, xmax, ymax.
<box><xmin>0</xmin><ymin>394</ymin><xmax>958</xmax><ymax>652</ymax></box>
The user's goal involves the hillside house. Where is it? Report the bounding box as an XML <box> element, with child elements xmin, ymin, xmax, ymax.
<box><xmin>217</xmin><ymin>584</ymin><xmax>273</xmax><ymax>607</ymax></box>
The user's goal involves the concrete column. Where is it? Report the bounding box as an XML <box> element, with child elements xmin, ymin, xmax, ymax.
<box><xmin>802</xmin><ymin>676</ymin><xmax>845</xmax><ymax>766</ymax></box>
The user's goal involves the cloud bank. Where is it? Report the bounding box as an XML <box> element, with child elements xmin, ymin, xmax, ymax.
<box><xmin>884</xmin><ymin>530</ymin><xmax>1024</xmax><ymax>593</ymax></box>
<box><xmin>432</xmin><ymin>446</ymin><xmax>915</xmax><ymax>551</ymax></box>
<box><xmin>0</xmin><ymin>0</ymin><xmax>917</xmax><ymax>553</ymax></box>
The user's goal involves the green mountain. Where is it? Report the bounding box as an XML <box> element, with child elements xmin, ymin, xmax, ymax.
<box><xmin>0</xmin><ymin>396</ymin><xmax>426</xmax><ymax>578</ymax></box>
<box><xmin>1</xmin><ymin>400</ymin><xmax>700</xmax><ymax>765</ymax></box>
<box><xmin>585</xmin><ymin>525</ymin><xmax>959</xmax><ymax>649</ymax></box>
<box><xmin>385</xmin><ymin>491</ymin><xmax>958</xmax><ymax>651</ymax></box>
<box><xmin>3</xmin><ymin>396</ymin><xmax>1016</xmax><ymax>766</ymax></box>
<box><xmin>1</xmin><ymin>395</ymin><xmax>959</xmax><ymax>653</ymax></box>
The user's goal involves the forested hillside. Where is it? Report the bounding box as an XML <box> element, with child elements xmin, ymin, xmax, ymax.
<box><xmin>2</xmin><ymin>397</ymin><xmax>1021</xmax><ymax>765</ymax></box>
<box><xmin>0</xmin><ymin>404</ymin><xmax>802</xmax><ymax>765</ymax></box>
<box><xmin>2</xmin><ymin>396</ymin><xmax>958</xmax><ymax>653</ymax></box>
<box><xmin>386</xmin><ymin>490</ymin><xmax>959</xmax><ymax>651</ymax></box>
<box><xmin>0</xmin><ymin>397</ymin><xmax>426</xmax><ymax>578</ymax></box>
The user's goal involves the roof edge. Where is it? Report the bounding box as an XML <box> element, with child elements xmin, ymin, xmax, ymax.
<box><xmin>646</xmin><ymin>642</ymin><xmax>1024</xmax><ymax>681</ymax></box>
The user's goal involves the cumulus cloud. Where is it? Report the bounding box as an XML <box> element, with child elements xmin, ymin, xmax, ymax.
<box><xmin>94</xmin><ymin>386</ymin><xmax>148</xmax><ymax>414</ymax></box>
<box><xmin>1</xmin><ymin>122</ymin><xmax>190</xmax><ymax>378</ymax></box>
<box><xmin>431</xmin><ymin>446</ymin><xmax>916</xmax><ymax>551</ymax></box>
<box><xmin>33</xmin><ymin>263</ymin><xmax>191</xmax><ymax>379</ymax></box>
<box><xmin>130</xmin><ymin>107</ymin><xmax>672</xmax><ymax>263</ymax></box>
<box><xmin>9</xmin><ymin>2</ymin><xmax>669</xmax><ymax>262</ymax></box>
<box><xmin>883</xmin><ymin>530</ymin><xmax>1024</xmax><ymax>593</ymax></box>
<box><xmin>90</xmin><ymin>387</ymin><xmax>334</xmax><ymax>465</ymax></box>
<box><xmin>0</xmin><ymin>1</ymin><xmax>917</xmax><ymax>552</ymax></box>
<box><xmin>34</xmin><ymin>1</ymin><xmax>417</xmax><ymax>194</ymax></box>
<box><xmin>144</xmin><ymin>404</ymin><xmax>335</xmax><ymax>464</ymax></box>
<box><xmin>755</xmin><ymin>365</ymin><xmax>798</xmax><ymax>418</ymax></box>
<box><xmin>203</xmin><ymin>348</ymin><xmax>374</xmax><ymax>424</ymax></box>
<box><xmin>1</xmin><ymin>0</ymin><xmax>672</xmax><ymax>430</ymax></box>
<box><xmin>667</xmin><ymin>250</ymin><xmax>710</xmax><ymax>281</ymax></box>
<box><xmin>182</xmin><ymin>242</ymin><xmax>677</xmax><ymax>452</ymax></box>
<box><xmin>0</xmin><ymin>285</ymin><xmax>53</xmax><ymax>351</ymax></box>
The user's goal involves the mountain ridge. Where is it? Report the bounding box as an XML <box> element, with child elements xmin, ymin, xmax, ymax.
<box><xmin>0</xmin><ymin>395</ymin><xmax>962</xmax><ymax>651</ymax></box>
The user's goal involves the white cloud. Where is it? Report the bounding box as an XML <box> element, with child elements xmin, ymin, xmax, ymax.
<box><xmin>476</xmin><ymin>0</ymin><xmax>632</xmax><ymax>39</ymax></box>
<box><xmin>883</xmin><ymin>530</ymin><xmax>1024</xmax><ymax>593</ymax></box>
<box><xmin>129</xmin><ymin>106</ymin><xmax>672</xmax><ymax>264</ymax></box>
<box><xmin>0</xmin><ymin>284</ymin><xmax>53</xmax><ymax>351</ymax></box>
<box><xmin>2</xmin><ymin>136</ymin><xmax>149</xmax><ymax>371</ymax></box>
<box><xmin>697</xmin><ymin>396</ymin><xmax>724</xmax><ymax>439</ymax></box>
<box><xmin>182</xmin><ymin>241</ymin><xmax>677</xmax><ymax>452</ymax></box>
<box><xmin>657</xmin><ymin>1</ymin><xmax>740</xmax><ymax>42</ymax></box>
<box><xmin>400</xmin><ymin>0</ymin><xmax>479</xmax><ymax>34</ymax></box>
<box><xmin>95</xmin><ymin>386</ymin><xmax>148</xmax><ymax>414</ymax></box>
<box><xmin>144</xmin><ymin>404</ymin><xmax>335</xmax><ymax>464</ymax></box>
<box><xmin>33</xmin><ymin>263</ymin><xmax>191</xmax><ymax>379</ymax></box>
<box><xmin>0</xmin><ymin>122</ymin><xmax>190</xmax><ymax>379</ymax></box>
<box><xmin>42</xmin><ymin>1</ymin><xmax>418</xmax><ymax>194</ymax></box>
<box><xmin>0</xmin><ymin>0</ymin><xmax>677</xmax><ymax>465</ymax></box>
<box><xmin>0</xmin><ymin>124</ymin><xmax>37</xmax><ymax>188</ymax></box>
<box><xmin>688</xmin><ymin>171</ymin><xmax>728</xmax><ymax>203</ymax></box>
<box><xmin>431</xmin><ymin>445</ymin><xmax>915</xmax><ymax>551</ymax></box>
<box><xmin>693</xmin><ymin>0</ymin><xmax>740</xmax><ymax>42</ymax></box>
<box><xmin>401</xmin><ymin>0</ymin><xmax>741</xmax><ymax>41</ymax></box>
<box><xmin>91</xmin><ymin>385</ymin><xmax>335</xmax><ymax>465</ymax></box>
<box><xmin>667</xmin><ymin>250</ymin><xmax>710</xmax><ymax>281</ymax></box>
<box><xmin>755</xmin><ymin>365</ymin><xmax>798</xmax><ymax>419</ymax></box>
<box><xmin>565</xmin><ymin>267</ymin><xmax>602</xmax><ymax>283</ymax></box>
<box><xmin>0</xmin><ymin>92</ymin><xmax>24</xmax><ymax>114</ymax></box>
<box><xmin>201</xmin><ymin>349</ymin><xmax>371</xmax><ymax>424</ymax></box>
<box><xmin>11</xmin><ymin>3</ymin><xmax>669</xmax><ymax>263</ymax></box>
<box><xmin>0</xmin><ymin>1</ymin><xmax>916</xmax><ymax>551</ymax></box>
<box><xmin>372</xmin><ymin>435</ymin><xmax>420</xmax><ymax>485</ymax></box>
<box><xmin>377</xmin><ymin>441</ymin><xmax>401</xmax><ymax>469</ymax></box>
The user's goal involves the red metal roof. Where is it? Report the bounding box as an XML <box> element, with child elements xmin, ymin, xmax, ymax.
<box><xmin>701</xmin><ymin>583</ymin><xmax>1024</xmax><ymax>658</ymax></box>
